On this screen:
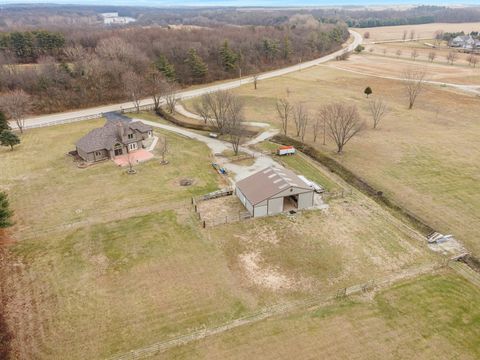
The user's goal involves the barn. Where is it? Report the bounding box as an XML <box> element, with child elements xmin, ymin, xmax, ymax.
<box><xmin>235</xmin><ymin>166</ymin><xmax>315</xmax><ymax>218</ymax></box>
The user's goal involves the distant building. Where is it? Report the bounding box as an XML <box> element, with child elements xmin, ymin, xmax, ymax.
<box><xmin>100</xmin><ymin>12</ymin><xmax>136</xmax><ymax>26</ymax></box>
<box><xmin>235</xmin><ymin>166</ymin><xmax>314</xmax><ymax>218</ymax></box>
<box><xmin>450</xmin><ymin>35</ymin><xmax>475</xmax><ymax>49</ymax></box>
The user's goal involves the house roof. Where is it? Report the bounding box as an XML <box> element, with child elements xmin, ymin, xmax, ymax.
<box><xmin>236</xmin><ymin>166</ymin><xmax>311</xmax><ymax>206</ymax></box>
<box><xmin>76</xmin><ymin>120</ymin><xmax>152</xmax><ymax>153</ymax></box>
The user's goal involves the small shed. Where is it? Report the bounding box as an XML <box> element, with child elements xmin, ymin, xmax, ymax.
<box><xmin>235</xmin><ymin>166</ymin><xmax>314</xmax><ymax>218</ymax></box>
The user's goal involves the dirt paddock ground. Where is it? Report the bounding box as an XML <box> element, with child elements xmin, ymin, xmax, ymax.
<box><xmin>196</xmin><ymin>195</ymin><xmax>248</xmax><ymax>227</ymax></box>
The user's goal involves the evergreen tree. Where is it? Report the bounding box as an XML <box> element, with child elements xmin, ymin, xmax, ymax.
<box><xmin>219</xmin><ymin>41</ymin><xmax>238</xmax><ymax>72</ymax></box>
<box><xmin>262</xmin><ymin>39</ymin><xmax>279</xmax><ymax>62</ymax></box>
<box><xmin>282</xmin><ymin>35</ymin><xmax>292</xmax><ymax>60</ymax></box>
<box><xmin>0</xmin><ymin>110</ymin><xmax>10</xmax><ymax>133</ymax></box>
<box><xmin>185</xmin><ymin>49</ymin><xmax>208</xmax><ymax>82</ymax></box>
<box><xmin>364</xmin><ymin>86</ymin><xmax>373</xmax><ymax>98</ymax></box>
<box><xmin>154</xmin><ymin>55</ymin><xmax>176</xmax><ymax>82</ymax></box>
<box><xmin>0</xmin><ymin>191</ymin><xmax>13</xmax><ymax>228</ymax></box>
<box><xmin>0</xmin><ymin>130</ymin><xmax>20</xmax><ymax>150</ymax></box>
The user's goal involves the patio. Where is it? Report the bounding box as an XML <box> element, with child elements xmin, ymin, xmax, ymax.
<box><xmin>113</xmin><ymin>149</ymin><xmax>154</xmax><ymax>167</ymax></box>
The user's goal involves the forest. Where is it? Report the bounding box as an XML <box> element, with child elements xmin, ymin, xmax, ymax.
<box><xmin>0</xmin><ymin>17</ymin><xmax>348</xmax><ymax>114</ymax></box>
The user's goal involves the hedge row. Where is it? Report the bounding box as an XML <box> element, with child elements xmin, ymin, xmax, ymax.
<box><xmin>155</xmin><ymin>108</ymin><xmax>260</xmax><ymax>137</ymax></box>
<box><xmin>271</xmin><ymin>134</ymin><xmax>434</xmax><ymax>235</ymax></box>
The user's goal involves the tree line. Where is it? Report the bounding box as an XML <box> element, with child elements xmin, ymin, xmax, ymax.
<box><xmin>0</xmin><ymin>23</ymin><xmax>348</xmax><ymax>115</ymax></box>
<box><xmin>0</xmin><ymin>30</ymin><xmax>65</xmax><ymax>63</ymax></box>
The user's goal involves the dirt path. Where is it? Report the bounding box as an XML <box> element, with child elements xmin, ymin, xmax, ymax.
<box><xmin>108</xmin><ymin>262</ymin><xmax>441</xmax><ymax>360</ymax></box>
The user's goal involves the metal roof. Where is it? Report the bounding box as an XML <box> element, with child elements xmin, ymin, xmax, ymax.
<box><xmin>236</xmin><ymin>166</ymin><xmax>312</xmax><ymax>206</ymax></box>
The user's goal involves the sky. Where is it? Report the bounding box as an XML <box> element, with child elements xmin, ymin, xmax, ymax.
<box><xmin>1</xmin><ymin>0</ymin><xmax>480</xmax><ymax>7</ymax></box>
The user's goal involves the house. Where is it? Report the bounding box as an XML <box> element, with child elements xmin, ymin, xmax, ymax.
<box><xmin>235</xmin><ymin>166</ymin><xmax>315</xmax><ymax>218</ymax></box>
<box><xmin>76</xmin><ymin>120</ymin><xmax>153</xmax><ymax>163</ymax></box>
<box><xmin>451</xmin><ymin>35</ymin><xmax>475</xmax><ymax>48</ymax></box>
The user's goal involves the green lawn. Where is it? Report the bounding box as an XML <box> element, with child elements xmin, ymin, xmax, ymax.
<box><xmin>7</xmin><ymin>211</ymin><xmax>255</xmax><ymax>359</ymax></box>
<box><xmin>162</xmin><ymin>272</ymin><xmax>480</xmax><ymax>359</ymax></box>
<box><xmin>0</xmin><ymin>119</ymin><xmax>219</xmax><ymax>240</ymax></box>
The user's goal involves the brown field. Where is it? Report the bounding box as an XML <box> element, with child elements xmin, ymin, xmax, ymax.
<box><xmin>327</xmin><ymin>54</ymin><xmax>480</xmax><ymax>85</ymax></box>
<box><xmin>184</xmin><ymin>53</ymin><xmax>480</xmax><ymax>257</ymax></box>
<box><xmin>356</xmin><ymin>22</ymin><xmax>480</xmax><ymax>42</ymax></box>
<box><xmin>0</xmin><ymin>117</ymin><xmax>444</xmax><ymax>359</ymax></box>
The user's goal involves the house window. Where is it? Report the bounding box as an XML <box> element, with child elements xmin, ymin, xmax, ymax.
<box><xmin>128</xmin><ymin>143</ymin><xmax>138</xmax><ymax>151</ymax></box>
<box><xmin>128</xmin><ymin>133</ymin><xmax>134</xmax><ymax>139</ymax></box>
<box><xmin>95</xmin><ymin>151</ymin><xmax>102</xmax><ymax>156</ymax></box>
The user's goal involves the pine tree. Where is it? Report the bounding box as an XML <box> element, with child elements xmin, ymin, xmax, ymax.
<box><xmin>364</xmin><ymin>86</ymin><xmax>373</xmax><ymax>98</ymax></box>
<box><xmin>154</xmin><ymin>55</ymin><xmax>176</xmax><ymax>82</ymax></box>
<box><xmin>0</xmin><ymin>130</ymin><xmax>20</xmax><ymax>150</ymax></box>
<box><xmin>282</xmin><ymin>35</ymin><xmax>292</xmax><ymax>60</ymax></box>
<box><xmin>0</xmin><ymin>191</ymin><xmax>13</xmax><ymax>228</ymax></box>
<box><xmin>0</xmin><ymin>110</ymin><xmax>10</xmax><ymax>133</ymax></box>
<box><xmin>185</xmin><ymin>49</ymin><xmax>208</xmax><ymax>82</ymax></box>
<box><xmin>219</xmin><ymin>41</ymin><xmax>238</xmax><ymax>72</ymax></box>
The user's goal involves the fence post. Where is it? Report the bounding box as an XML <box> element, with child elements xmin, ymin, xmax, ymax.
<box><xmin>203</xmin><ymin>220</ymin><xmax>206</xmax><ymax>228</ymax></box>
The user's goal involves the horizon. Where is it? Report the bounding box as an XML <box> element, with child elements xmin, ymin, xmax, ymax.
<box><xmin>2</xmin><ymin>1</ymin><xmax>480</xmax><ymax>8</ymax></box>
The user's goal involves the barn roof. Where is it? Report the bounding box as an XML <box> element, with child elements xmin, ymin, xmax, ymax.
<box><xmin>236</xmin><ymin>166</ymin><xmax>311</xmax><ymax>205</ymax></box>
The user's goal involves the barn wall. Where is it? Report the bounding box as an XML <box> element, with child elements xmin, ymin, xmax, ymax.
<box><xmin>298</xmin><ymin>192</ymin><xmax>314</xmax><ymax>209</ymax></box>
<box><xmin>236</xmin><ymin>187</ymin><xmax>254</xmax><ymax>216</ymax></box>
<box><xmin>254</xmin><ymin>205</ymin><xmax>268</xmax><ymax>217</ymax></box>
<box><xmin>275</xmin><ymin>187</ymin><xmax>311</xmax><ymax>198</ymax></box>
<box><xmin>268</xmin><ymin>197</ymin><xmax>283</xmax><ymax>215</ymax></box>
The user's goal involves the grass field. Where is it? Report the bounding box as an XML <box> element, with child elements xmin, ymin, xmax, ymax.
<box><xmin>0</xmin><ymin>117</ymin><xmax>447</xmax><ymax>359</ymax></box>
<box><xmin>0</xmin><ymin>119</ymin><xmax>220</xmax><ymax>240</ymax></box>
<box><xmin>162</xmin><ymin>271</ymin><xmax>480</xmax><ymax>359</ymax></box>
<box><xmin>184</xmin><ymin>52</ymin><xmax>480</xmax><ymax>257</ymax></box>
<box><xmin>355</xmin><ymin>22</ymin><xmax>480</xmax><ymax>42</ymax></box>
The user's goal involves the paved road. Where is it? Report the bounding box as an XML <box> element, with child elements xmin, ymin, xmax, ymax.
<box><xmin>13</xmin><ymin>30</ymin><xmax>362</xmax><ymax>130</ymax></box>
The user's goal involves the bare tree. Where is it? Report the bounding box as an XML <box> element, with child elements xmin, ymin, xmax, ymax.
<box><xmin>0</xmin><ymin>89</ymin><xmax>31</xmax><ymax>133</ymax></box>
<box><xmin>275</xmin><ymin>98</ymin><xmax>292</xmax><ymax>135</ymax></box>
<box><xmin>446</xmin><ymin>51</ymin><xmax>458</xmax><ymax>65</ymax></box>
<box><xmin>319</xmin><ymin>103</ymin><xmax>364</xmax><ymax>153</ymax></box>
<box><xmin>409</xmin><ymin>30</ymin><xmax>415</xmax><ymax>40</ymax></box>
<box><xmin>411</xmin><ymin>49</ymin><xmax>419</xmax><ymax>61</ymax></box>
<box><xmin>293</xmin><ymin>103</ymin><xmax>308</xmax><ymax>138</ymax></box>
<box><xmin>253</xmin><ymin>75</ymin><xmax>259</xmax><ymax>90</ymax></box>
<box><xmin>402</xmin><ymin>30</ymin><xmax>408</xmax><ymax>41</ymax></box>
<box><xmin>158</xmin><ymin>135</ymin><xmax>169</xmax><ymax>164</ymax></box>
<box><xmin>194</xmin><ymin>99</ymin><xmax>210</xmax><ymax>124</ymax></box>
<box><xmin>122</xmin><ymin>71</ymin><xmax>143</xmax><ymax>113</ymax></box>
<box><xmin>164</xmin><ymin>82</ymin><xmax>178</xmax><ymax>114</ymax></box>
<box><xmin>312</xmin><ymin>118</ymin><xmax>322</xmax><ymax>142</ymax></box>
<box><xmin>368</xmin><ymin>98</ymin><xmax>388</xmax><ymax>129</ymax></box>
<box><xmin>126</xmin><ymin>151</ymin><xmax>136</xmax><ymax>174</ymax></box>
<box><xmin>225</xmin><ymin>97</ymin><xmax>246</xmax><ymax>155</ymax></box>
<box><xmin>147</xmin><ymin>69</ymin><xmax>166</xmax><ymax>112</ymax></box>
<box><xmin>467</xmin><ymin>54</ymin><xmax>479</xmax><ymax>68</ymax></box>
<box><xmin>428</xmin><ymin>51</ymin><xmax>437</xmax><ymax>62</ymax></box>
<box><xmin>198</xmin><ymin>90</ymin><xmax>243</xmax><ymax>136</ymax></box>
<box><xmin>403</xmin><ymin>67</ymin><xmax>426</xmax><ymax>110</ymax></box>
